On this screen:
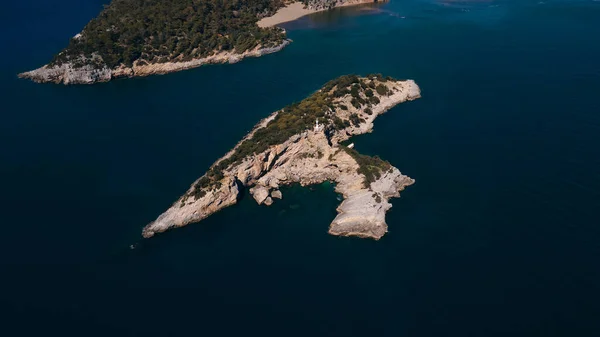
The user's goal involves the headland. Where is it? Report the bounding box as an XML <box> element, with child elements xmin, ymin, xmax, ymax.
<box><xmin>142</xmin><ymin>74</ymin><xmax>420</xmax><ymax>240</ymax></box>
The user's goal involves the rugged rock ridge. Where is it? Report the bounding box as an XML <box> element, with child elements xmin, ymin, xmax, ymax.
<box><xmin>18</xmin><ymin>40</ymin><xmax>290</xmax><ymax>85</ymax></box>
<box><xmin>142</xmin><ymin>76</ymin><xmax>421</xmax><ymax>240</ymax></box>
<box><xmin>303</xmin><ymin>0</ymin><xmax>382</xmax><ymax>11</ymax></box>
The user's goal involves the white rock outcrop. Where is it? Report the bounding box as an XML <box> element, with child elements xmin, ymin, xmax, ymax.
<box><xmin>18</xmin><ymin>40</ymin><xmax>291</xmax><ymax>85</ymax></box>
<box><xmin>304</xmin><ymin>0</ymin><xmax>381</xmax><ymax>11</ymax></box>
<box><xmin>271</xmin><ymin>190</ymin><xmax>283</xmax><ymax>199</ymax></box>
<box><xmin>142</xmin><ymin>78</ymin><xmax>421</xmax><ymax>240</ymax></box>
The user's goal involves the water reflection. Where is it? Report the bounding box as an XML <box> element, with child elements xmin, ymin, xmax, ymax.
<box><xmin>280</xmin><ymin>0</ymin><xmax>508</xmax><ymax>30</ymax></box>
<box><xmin>281</xmin><ymin>3</ymin><xmax>386</xmax><ymax>29</ymax></box>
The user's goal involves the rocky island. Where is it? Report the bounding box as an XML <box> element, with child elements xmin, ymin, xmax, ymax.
<box><xmin>143</xmin><ymin>74</ymin><xmax>421</xmax><ymax>240</ymax></box>
<box><xmin>18</xmin><ymin>0</ymin><xmax>383</xmax><ymax>85</ymax></box>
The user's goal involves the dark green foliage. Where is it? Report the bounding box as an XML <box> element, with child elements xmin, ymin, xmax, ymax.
<box><xmin>333</xmin><ymin>116</ymin><xmax>350</xmax><ymax>130</ymax></box>
<box><xmin>376</xmin><ymin>84</ymin><xmax>389</xmax><ymax>96</ymax></box>
<box><xmin>349</xmin><ymin>113</ymin><xmax>360</xmax><ymax>126</ymax></box>
<box><xmin>364</xmin><ymin>107</ymin><xmax>373</xmax><ymax>115</ymax></box>
<box><xmin>192</xmin><ymin>176</ymin><xmax>211</xmax><ymax>195</ymax></box>
<box><xmin>339</xmin><ymin>104</ymin><xmax>348</xmax><ymax>110</ymax></box>
<box><xmin>187</xmin><ymin>75</ymin><xmax>395</xmax><ymax>198</ymax></box>
<box><xmin>369</xmin><ymin>96</ymin><xmax>380</xmax><ymax>105</ymax></box>
<box><xmin>342</xmin><ymin>147</ymin><xmax>392</xmax><ymax>188</ymax></box>
<box><xmin>322</xmin><ymin>75</ymin><xmax>360</xmax><ymax>92</ymax></box>
<box><xmin>332</xmin><ymin>87</ymin><xmax>350</xmax><ymax>98</ymax></box>
<box><xmin>367</xmin><ymin>73</ymin><xmax>388</xmax><ymax>82</ymax></box>
<box><xmin>50</xmin><ymin>0</ymin><xmax>286</xmax><ymax>69</ymax></box>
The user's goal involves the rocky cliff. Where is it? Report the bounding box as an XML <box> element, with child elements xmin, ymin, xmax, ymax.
<box><xmin>18</xmin><ymin>40</ymin><xmax>290</xmax><ymax>85</ymax></box>
<box><xmin>142</xmin><ymin>75</ymin><xmax>421</xmax><ymax>240</ymax></box>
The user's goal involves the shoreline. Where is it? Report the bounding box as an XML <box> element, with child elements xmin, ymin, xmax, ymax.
<box><xmin>18</xmin><ymin>40</ymin><xmax>291</xmax><ymax>85</ymax></box>
<box><xmin>258</xmin><ymin>0</ymin><xmax>381</xmax><ymax>28</ymax></box>
<box><xmin>142</xmin><ymin>77</ymin><xmax>421</xmax><ymax>240</ymax></box>
<box><xmin>18</xmin><ymin>0</ymin><xmax>383</xmax><ymax>85</ymax></box>
<box><xmin>258</xmin><ymin>2</ymin><xmax>318</xmax><ymax>28</ymax></box>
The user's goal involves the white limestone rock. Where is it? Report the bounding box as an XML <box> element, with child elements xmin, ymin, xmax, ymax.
<box><xmin>19</xmin><ymin>40</ymin><xmax>291</xmax><ymax>85</ymax></box>
<box><xmin>250</xmin><ymin>186</ymin><xmax>271</xmax><ymax>205</ymax></box>
<box><xmin>142</xmin><ymin>78</ymin><xmax>421</xmax><ymax>240</ymax></box>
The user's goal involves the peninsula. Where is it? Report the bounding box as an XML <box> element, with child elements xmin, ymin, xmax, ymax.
<box><xmin>143</xmin><ymin>74</ymin><xmax>421</xmax><ymax>240</ymax></box>
<box><xmin>18</xmin><ymin>0</ymin><xmax>383</xmax><ymax>85</ymax></box>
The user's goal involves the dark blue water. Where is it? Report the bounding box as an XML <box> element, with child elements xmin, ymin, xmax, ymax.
<box><xmin>2</xmin><ymin>0</ymin><xmax>600</xmax><ymax>336</ymax></box>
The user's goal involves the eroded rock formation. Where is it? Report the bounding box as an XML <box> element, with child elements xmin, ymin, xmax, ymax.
<box><xmin>143</xmin><ymin>75</ymin><xmax>421</xmax><ymax>240</ymax></box>
<box><xmin>18</xmin><ymin>41</ymin><xmax>290</xmax><ymax>85</ymax></box>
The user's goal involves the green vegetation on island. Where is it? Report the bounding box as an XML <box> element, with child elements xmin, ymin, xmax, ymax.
<box><xmin>342</xmin><ymin>146</ymin><xmax>392</xmax><ymax>187</ymax></box>
<box><xmin>189</xmin><ymin>74</ymin><xmax>396</xmax><ymax>199</ymax></box>
<box><xmin>50</xmin><ymin>0</ymin><xmax>287</xmax><ymax>69</ymax></box>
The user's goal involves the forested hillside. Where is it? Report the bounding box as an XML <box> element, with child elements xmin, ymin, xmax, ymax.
<box><xmin>50</xmin><ymin>0</ymin><xmax>287</xmax><ymax>69</ymax></box>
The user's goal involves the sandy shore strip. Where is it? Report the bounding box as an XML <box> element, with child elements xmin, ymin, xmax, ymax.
<box><xmin>258</xmin><ymin>2</ymin><xmax>318</xmax><ymax>27</ymax></box>
<box><xmin>258</xmin><ymin>1</ymin><xmax>380</xmax><ymax>28</ymax></box>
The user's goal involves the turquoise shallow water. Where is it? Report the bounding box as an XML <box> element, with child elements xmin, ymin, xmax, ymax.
<box><xmin>2</xmin><ymin>0</ymin><xmax>600</xmax><ymax>336</ymax></box>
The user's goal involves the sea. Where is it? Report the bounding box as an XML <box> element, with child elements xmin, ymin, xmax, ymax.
<box><xmin>1</xmin><ymin>0</ymin><xmax>600</xmax><ymax>336</ymax></box>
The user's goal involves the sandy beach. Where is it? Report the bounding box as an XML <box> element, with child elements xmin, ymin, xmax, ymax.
<box><xmin>258</xmin><ymin>2</ymin><xmax>318</xmax><ymax>28</ymax></box>
<box><xmin>258</xmin><ymin>1</ymin><xmax>379</xmax><ymax>28</ymax></box>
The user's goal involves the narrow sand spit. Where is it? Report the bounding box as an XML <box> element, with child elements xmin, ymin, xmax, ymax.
<box><xmin>257</xmin><ymin>2</ymin><xmax>318</xmax><ymax>27</ymax></box>
<box><xmin>258</xmin><ymin>1</ymin><xmax>379</xmax><ymax>28</ymax></box>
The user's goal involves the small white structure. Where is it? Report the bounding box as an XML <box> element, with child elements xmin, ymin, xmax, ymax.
<box><xmin>314</xmin><ymin>118</ymin><xmax>324</xmax><ymax>132</ymax></box>
<box><xmin>347</xmin><ymin>143</ymin><xmax>355</xmax><ymax>149</ymax></box>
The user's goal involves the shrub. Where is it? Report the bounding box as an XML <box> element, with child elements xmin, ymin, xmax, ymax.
<box><xmin>342</xmin><ymin>147</ymin><xmax>392</xmax><ymax>187</ymax></box>
<box><xmin>376</xmin><ymin>84</ymin><xmax>389</xmax><ymax>96</ymax></box>
<box><xmin>349</xmin><ymin>113</ymin><xmax>362</xmax><ymax>126</ymax></box>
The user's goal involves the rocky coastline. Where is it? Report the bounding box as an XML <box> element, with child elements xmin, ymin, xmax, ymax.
<box><xmin>142</xmin><ymin>76</ymin><xmax>421</xmax><ymax>240</ymax></box>
<box><xmin>18</xmin><ymin>0</ymin><xmax>385</xmax><ymax>85</ymax></box>
<box><xmin>18</xmin><ymin>40</ymin><xmax>291</xmax><ymax>85</ymax></box>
